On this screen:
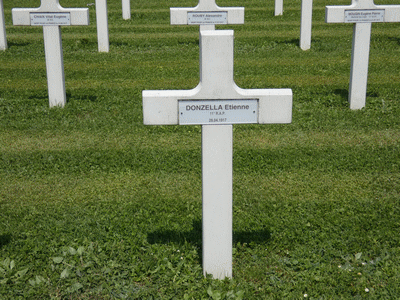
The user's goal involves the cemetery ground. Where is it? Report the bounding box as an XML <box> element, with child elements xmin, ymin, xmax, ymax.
<box><xmin>0</xmin><ymin>0</ymin><xmax>399</xmax><ymax>298</ymax></box>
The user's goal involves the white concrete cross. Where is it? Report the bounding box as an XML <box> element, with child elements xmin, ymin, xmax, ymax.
<box><xmin>326</xmin><ymin>0</ymin><xmax>400</xmax><ymax>109</ymax></box>
<box><xmin>122</xmin><ymin>0</ymin><xmax>131</xmax><ymax>20</ymax></box>
<box><xmin>170</xmin><ymin>0</ymin><xmax>244</xmax><ymax>30</ymax></box>
<box><xmin>1</xmin><ymin>0</ymin><xmax>7</xmax><ymax>50</ymax></box>
<box><xmin>300</xmin><ymin>0</ymin><xmax>313</xmax><ymax>50</ymax></box>
<box><xmin>95</xmin><ymin>0</ymin><xmax>109</xmax><ymax>52</ymax></box>
<box><xmin>12</xmin><ymin>0</ymin><xmax>89</xmax><ymax>108</ymax></box>
<box><xmin>143</xmin><ymin>30</ymin><xmax>292</xmax><ymax>279</ymax></box>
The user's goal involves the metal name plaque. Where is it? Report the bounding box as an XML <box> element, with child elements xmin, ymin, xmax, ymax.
<box><xmin>344</xmin><ymin>10</ymin><xmax>385</xmax><ymax>23</ymax></box>
<box><xmin>188</xmin><ymin>12</ymin><xmax>228</xmax><ymax>25</ymax></box>
<box><xmin>30</xmin><ymin>13</ymin><xmax>71</xmax><ymax>26</ymax></box>
<box><xmin>179</xmin><ymin>99</ymin><xmax>258</xmax><ymax>125</ymax></box>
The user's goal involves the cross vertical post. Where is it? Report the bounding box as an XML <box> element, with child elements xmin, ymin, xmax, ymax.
<box><xmin>95</xmin><ymin>0</ymin><xmax>109</xmax><ymax>52</ymax></box>
<box><xmin>275</xmin><ymin>0</ymin><xmax>283</xmax><ymax>16</ymax></box>
<box><xmin>43</xmin><ymin>26</ymin><xmax>66</xmax><ymax>107</ymax></box>
<box><xmin>202</xmin><ymin>124</ymin><xmax>233</xmax><ymax>278</ymax></box>
<box><xmin>349</xmin><ymin>22</ymin><xmax>371</xmax><ymax>109</ymax></box>
<box><xmin>326</xmin><ymin>0</ymin><xmax>400</xmax><ymax>109</ymax></box>
<box><xmin>122</xmin><ymin>0</ymin><xmax>131</xmax><ymax>20</ymax></box>
<box><xmin>0</xmin><ymin>0</ymin><xmax>7</xmax><ymax>50</ymax></box>
<box><xmin>300</xmin><ymin>0</ymin><xmax>313</xmax><ymax>50</ymax></box>
<box><xmin>143</xmin><ymin>30</ymin><xmax>292</xmax><ymax>279</ymax></box>
<box><xmin>12</xmin><ymin>0</ymin><xmax>89</xmax><ymax>107</ymax></box>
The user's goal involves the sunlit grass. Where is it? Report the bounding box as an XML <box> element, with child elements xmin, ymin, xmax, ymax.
<box><xmin>1</xmin><ymin>0</ymin><xmax>399</xmax><ymax>298</ymax></box>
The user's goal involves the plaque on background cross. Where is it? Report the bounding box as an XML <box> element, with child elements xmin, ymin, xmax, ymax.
<box><xmin>12</xmin><ymin>0</ymin><xmax>89</xmax><ymax>108</ymax></box>
<box><xmin>1</xmin><ymin>0</ymin><xmax>7</xmax><ymax>50</ymax></box>
<box><xmin>326</xmin><ymin>0</ymin><xmax>400</xmax><ymax>109</ymax></box>
<box><xmin>170</xmin><ymin>0</ymin><xmax>244</xmax><ymax>30</ymax></box>
<box><xmin>143</xmin><ymin>30</ymin><xmax>292</xmax><ymax>279</ymax></box>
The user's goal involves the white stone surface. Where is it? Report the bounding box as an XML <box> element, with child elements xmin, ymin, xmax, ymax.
<box><xmin>275</xmin><ymin>0</ymin><xmax>283</xmax><ymax>16</ymax></box>
<box><xmin>348</xmin><ymin>22</ymin><xmax>372</xmax><ymax>110</ymax></box>
<box><xmin>95</xmin><ymin>0</ymin><xmax>109</xmax><ymax>52</ymax></box>
<box><xmin>12</xmin><ymin>0</ymin><xmax>89</xmax><ymax>26</ymax></box>
<box><xmin>300</xmin><ymin>0</ymin><xmax>313</xmax><ymax>50</ymax></box>
<box><xmin>122</xmin><ymin>0</ymin><xmax>131</xmax><ymax>20</ymax></box>
<box><xmin>326</xmin><ymin>0</ymin><xmax>400</xmax><ymax>23</ymax></box>
<box><xmin>12</xmin><ymin>0</ymin><xmax>89</xmax><ymax>107</ymax></box>
<box><xmin>202</xmin><ymin>124</ymin><xmax>233</xmax><ymax>279</ymax></box>
<box><xmin>143</xmin><ymin>30</ymin><xmax>292</xmax><ymax>125</ymax></box>
<box><xmin>326</xmin><ymin>0</ymin><xmax>400</xmax><ymax>109</ymax></box>
<box><xmin>143</xmin><ymin>30</ymin><xmax>292</xmax><ymax>279</ymax></box>
<box><xmin>0</xmin><ymin>0</ymin><xmax>7</xmax><ymax>50</ymax></box>
<box><xmin>170</xmin><ymin>0</ymin><xmax>244</xmax><ymax>28</ymax></box>
<box><xmin>43</xmin><ymin>26</ymin><xmax>66</xmax><ymax>108</ymax></box>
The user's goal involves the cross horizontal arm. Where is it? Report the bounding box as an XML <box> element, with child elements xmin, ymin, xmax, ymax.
<box><xmin>143</xmin><ymin>88</ymin><xmax>292</xmax><ymax>125</ymax></box>
<box><xmin>143</xmin><ymin>30</ymin><xmax>292</xmax><ymax>125</ymax></box>
<box><xmin>326</xmin><ymin>4</ymin><xmax>400</xmax><ymax>23</ymax></box>
<box><xmin>12</xmin><ymin>7</ymin><xmax>89</xmax><ymax>26</ymax></box>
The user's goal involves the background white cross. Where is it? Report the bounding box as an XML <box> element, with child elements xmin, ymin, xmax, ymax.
<box><xmin>12</xmin><ymin>0</ymin><xmax>89</xmax><ymax>107</ymax></box>
<box><xmin>326</xmin><ymin>0</ymin><xmax>400</xmax><ymax>109</ymax></box>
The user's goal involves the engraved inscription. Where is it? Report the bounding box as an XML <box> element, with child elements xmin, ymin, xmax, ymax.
<box><xmin>188</xmin><ymin>11</ymin><xmax>228</xmax><ymax>25</ymax></box>
<box><xmin>344</xmin><ymin>9</ymin><xmax>385</xmax><ymax>23</ymax></box>
<box><xmin>179</xmin><ymin>99</ymin><xmax>258</xmax><ymax>125</ymax></box>
<box><xmin>30</xmin><ymin>13</ymin><xmax>71</xmax><ymax>26</ymax></box>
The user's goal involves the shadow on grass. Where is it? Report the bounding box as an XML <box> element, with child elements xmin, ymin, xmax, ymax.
<box><xmin>276</xmin><ymin>38</ymin><xmax>299</xmax><ymax>47</ymax></box>
<box><xmin>0</xmin><ymin>234</ymin><xmax>11</xmax><ymax>249</ymax></box>
<box><xmin>26</xmin><ymin>91</ymin><xmax>99</xmax><ymax>104</ymax></box>
<box><xmin>68</xmin><ymin>93</ymin><xmax>99</xmax><ymax>103</ymax></box>
<box><xmin>7</xmin><ymin>42</ymin><xmax>31</xmax><ymax>48</ymax></box>
<box><xmin>147</xmin><ymin>220</ymin><xmax>202</xmax><ymax>248</ymax></box>
<box><xmin>388</xmin><ymin>37</ymin><xmax>400</xmax><ymax>46</ymax></box>
<box><xmin>331</xmin><ymin>89</ymin><xmax>350</xmax><ymax>107</ymax></box>
<box><xmin>333</xmin><ymin>89</ymin><xmax>348</xmax><ymax>100</ymax></box>
<box><xmin>148</xmin><ymin>220</ymin><xmax>271</xmax><ymax>263</ymax></box>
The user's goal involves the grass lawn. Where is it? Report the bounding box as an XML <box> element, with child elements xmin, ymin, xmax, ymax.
<box><xmin>1</xmin><ymin>0</ymin><xmax>399</xmax><ymax>299</ymax></box>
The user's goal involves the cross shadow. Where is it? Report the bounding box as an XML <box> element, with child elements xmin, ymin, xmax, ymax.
<box><xmin>388</xmin><ymin>37</ymin><xmax>400</xmax><ymax>46</ymax></box>
<box><xmin>7</xmin><ymin>42</ymin><xmax>31</xmax><ymax>48</ymax></box>
<box><xmin>333</xmin><ymin>89</ymin><xmax>348</xmax><ymax>101</ymax></box>
<box><xmin>329</xmin><ymin>89</ymin><xmax>351</xmax><ymax>107</ymax></box>
<box><xmin>147</xmin><ymin>220</ymin><xmax>271</xmax><ymax>263</ymax></box>
<box><xmin>276</xmin><ymin>38</ymin><xmax>299</xmax><ymax>47</ymax></box>
<box><xmin>27</xmin><ymin>92</ymin><xmax>98</xmax><ymax>103</ymax></box>
<box><xmin>68</xmin><ymin>93</ymin><xmax>98</xmax><ymax>103</ymax></box>
<box><xmin>28</xmin><ymin>92</ymin><xmax>48</xmax><ymax>101</ymax></box>
<box><xmin>0</xmin><ymin>234</ymin><xmax>11</xmax><ymax>249</ymax></box>
<box><xmin>147</xmin><ymin>220</ymin><xmax>202</xmax><ymax>249</ymax></box>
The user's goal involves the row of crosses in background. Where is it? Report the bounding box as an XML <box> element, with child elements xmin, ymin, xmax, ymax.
<box><xmin>276</xmin><ymin>0</ymin><xmax>400</xmax><ymax>109</ymax></box>
<box><xmin>5</xmin><ymin>0</ymin><xmax>399</xmax><ymax>110</ymax></box>
<box><xmin>143</xmin><ymin>0</ymin><xmax>292</xmax><ymax>280</ymax></box>
<box><xmin>1</xmin><ymin>0</ymin><xmax>398</xmax><ymax>280</ymax></box>
<box><xmin>9</xmin><ymin>0</ymin><xmax>132</xmax><ymax>107</ymax></box>
<box><xmin>326</xmin><ymin>0</ymin><xmax>400</xmax><ymax>109</ymax></box>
